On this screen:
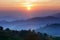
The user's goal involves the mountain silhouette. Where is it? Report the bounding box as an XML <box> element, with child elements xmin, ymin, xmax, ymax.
<box><xmin>36</xmin><ymin>23</ymin><xmax>60</xmax><ymax>36</ymax></box>
<box><xmin>52</xmin><ymin>13</ymin><xmax>60</xmax><ymax>18</ymax></box>
<box><xmin>0</xmin><ymin>16</ymin><xmax>60</xmax><ymax>30</ymax></box>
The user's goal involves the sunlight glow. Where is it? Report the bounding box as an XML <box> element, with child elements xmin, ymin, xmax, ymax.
<box><xmin>18</xmin><ymin>0</ymin><xmax>51</xmax><ymax>10</ymax></box>
<box><xmin>26</xmin><ymin>3</ymin><xmax>32</xmax><ymax>10</ymax></box>
<box><xmin>27</xmin><ymin>5</ymin><xmax>31</xmax><ymax>10</ymax></box>
<box><xmin>21</xmin><ymin>3</ymin><xmax>33</xmax><ymax>10</ymax></box>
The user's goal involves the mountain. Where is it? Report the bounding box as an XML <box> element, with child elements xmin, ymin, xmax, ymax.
<box><xmin>27</xmin><ymin>16</ymin><xmax>58</xmax><ymax>21</ymax></box>
<box><xmin>0</xmin><ymin>16</ymin><xmax>16</xmax><ymax>22</ymax></box>
<box><xmin>0</xmin><ymin>16</ymin><xmax>60</xmax><ymax>30</ymax></box>
<box><xmin>36</xmin><ymin>23</ymin><xmax>60</xmax><ymax>36</ymax></box>
<box><xmin>52</xmin><ymin>13</ymin><xmax>60</xmax><ymax>18</ymax></box>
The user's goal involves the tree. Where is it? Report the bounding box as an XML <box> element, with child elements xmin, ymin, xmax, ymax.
<box><xmin>0</xmin><ymin>26</ymin><xmax>3</xmax><ymax>31</ymax></box>
<box><xmin>5</xmin><ymin>28</ymin><xmax>10</xmax><ymax>31</ymax></box>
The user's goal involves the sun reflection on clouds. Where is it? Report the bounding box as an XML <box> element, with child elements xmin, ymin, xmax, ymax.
<box><xmin>18</xmin><ymin>0</ymin><xmax>51</xmax><ymax>10</ymax></box>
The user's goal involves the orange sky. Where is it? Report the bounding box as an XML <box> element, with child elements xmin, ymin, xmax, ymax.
<box><xmin>0</xmin><ymin>0</ymin><xmax>60</xmax><ymax>11</ymax></box>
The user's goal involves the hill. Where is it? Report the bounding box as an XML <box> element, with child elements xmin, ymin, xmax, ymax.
<box><xmin>0</xmin><ymin>16</ymin><xmax>60</xmax><ymax>30</ymax></box>
<box><xmin>36</xmin><ymin>23</ymin><xmax>60</xmax><ymax>36</ymax></box>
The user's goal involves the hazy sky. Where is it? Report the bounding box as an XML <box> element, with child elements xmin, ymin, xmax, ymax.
<box><xmin>0</xmin><ymin>0</ymin><xmax>60</xmax><ymax>21</ymax></box>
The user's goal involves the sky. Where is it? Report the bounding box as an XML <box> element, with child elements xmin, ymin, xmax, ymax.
<box><xmin>0</xmin><ymin>0</ymin><xmax>60</xmax><ymax>21</ymax></box>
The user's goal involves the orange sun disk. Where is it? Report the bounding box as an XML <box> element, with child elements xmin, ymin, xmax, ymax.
<box><xmin>26</xmin><ymin>4</ymin><xmax>32</xmax><ymax>10</ymax></box>
<box><xmin>21</xmin><ymin>2</ymin><xmax>33</xmax><ymax>11</ymax></box>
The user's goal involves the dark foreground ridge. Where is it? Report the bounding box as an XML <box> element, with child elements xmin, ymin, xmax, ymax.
<box><xmin>0</xmin><ymin>26</ymin><xmax>60</xmax><ymax>40</ymax></box>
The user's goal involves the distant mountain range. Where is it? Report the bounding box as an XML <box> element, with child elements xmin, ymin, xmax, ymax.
<box><xmin>0</xmin><ymin>16</ymin><xmax>59</xmax><ymax>22</ymax></box>
<box><xmin>0</xmin><ymin>13</ymin><xmax>60</xmax><ymax>22</ymax></box>
<box><xmin>0</xmin><ymin>16</ymin><xmax>60</xmax><ymax>31</ymax></box>
<box><xmin>52</xmin><ymin>13</ymin><xmax>60</xmax><ymax>18</ymax></box>
<box><xmin>27</xmin><ymin>16</ymin><xmax>58</xmax><ymax>21</ymax></box>
<box><xmin>36</xmin><ymin>23</ymin><xmax>60</xmax><ymax>36</ymax></box>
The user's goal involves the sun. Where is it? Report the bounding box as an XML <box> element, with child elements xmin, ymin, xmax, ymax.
<box><xmin>21</xmin><ymin>3</ymin><xmax>33</xmax><ymax>11</ymax></box>
<box><xmin>21</xmin><ymin>3</ymin><xmax>33</xmax><ymax>10</ymax></box>
<box><xmin>20</xmin><ymin>0</ymin><xmax>34</xmax><ymax>11</ymax></box>
<box><xmin>26</xmin><ymin>3</ymin><xmax>32</xmax><ymax>10</ymax></box>
<box><xmin>18</xmin><ymin>0</ymin><xmax>51</xmax><ymax>10</ymax></box>
<box><xmin>20</xmin><ymin>0</ymin><xmax>42</xmax><ymax>11</ymax></box>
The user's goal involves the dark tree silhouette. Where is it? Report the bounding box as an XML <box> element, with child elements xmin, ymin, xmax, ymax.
<box><xmin>0</xmin><ymin>26</ymin><xmax>3</xmax><ymax>31</ymax></box>
<box><xmin>5</xmin><ymin>28</ymin><xmax>10</xmax><ymax>31</ymax></box>
<box><xmin>0</xmin><ymin>26</ymin><xmax>59</xmax><ymax>40</ymax></box>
